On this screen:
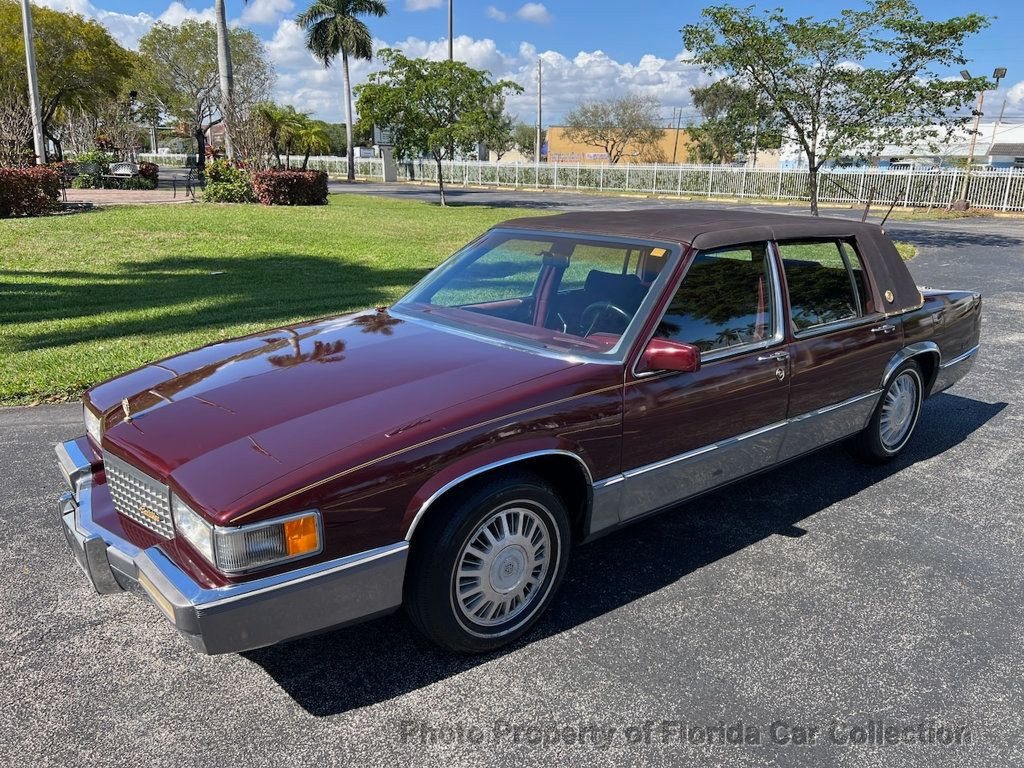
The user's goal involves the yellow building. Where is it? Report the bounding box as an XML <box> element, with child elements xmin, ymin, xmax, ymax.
<box><xmin>546</xmin><ymin>125</ymin><xmax>694</xmax><ymax>164</ymax></box>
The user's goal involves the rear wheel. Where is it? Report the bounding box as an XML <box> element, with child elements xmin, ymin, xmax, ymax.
<box><xmin>851</xmin><ymin>360</ymin><xmax>924</xmax><ymax>462</ymax></box>
<box><xmin>404</xmin><ymin>472</ymin><xmax>570</xmax><ymax>653</ymax></box>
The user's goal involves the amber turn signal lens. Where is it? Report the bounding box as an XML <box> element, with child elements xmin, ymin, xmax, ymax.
<box><xmin>284</xmin><ymin>514</ymin><xmax>320</xmax><ymax>556</ymax></box>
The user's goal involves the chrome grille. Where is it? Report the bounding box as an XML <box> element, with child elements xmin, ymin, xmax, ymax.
<box><xmin>104</xmin><ymin>453</ymin><xmax>174</xmax><ymax>538</ymax></box>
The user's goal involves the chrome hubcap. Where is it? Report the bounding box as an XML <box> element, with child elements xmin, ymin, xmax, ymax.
<box><xmin>454</xmin><ymin>505</ymin><xmax>551</xmax><ymax>627</ymax></box>
<box><xmin>880</xmin><ymin>372</ymin><xmax>919</xmax><ymax>449</ymax></box>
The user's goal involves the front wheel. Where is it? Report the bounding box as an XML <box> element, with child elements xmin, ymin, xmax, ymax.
<box><xmin>851</xmin><ymin>360</ymin><xmax>924</xmax><ymax>462</ymax></box>
<box><xmin>404</xmin><ymin>472</ymin><xmax>571</xmax><ymax>653</ymax></box>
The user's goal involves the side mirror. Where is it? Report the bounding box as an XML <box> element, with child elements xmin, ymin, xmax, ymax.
<box><xmin>639</xmin><ymin>338</ymin><xmax>701</xmax><ymax>374</ymax></box>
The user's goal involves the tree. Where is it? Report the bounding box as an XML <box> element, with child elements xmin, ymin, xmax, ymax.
<box><xmin>253</xmin><ymin>102</ymin><xmax>305</xmax><ymax>167</ymax></box>
<box><xmin>562</xmin><ymin>95</ymin><xmax>664</xmax><ymax>165</ymax></box>
<box><xmin>356</xmin><ymin>49</ymin><xmax>522</xmax><ymax>204</ymax></box>
<box><xmin>686</xmin><ymin>80</ymin><xmax>783</xmax><ymax>164</ymax></box>
<box><xmin>513</xmin><ymin>122</ymin><xmax>543</xmax><ymax>159</ymax></box>
<box><xmin>296</xmin><ymin>0</ymin><xmax>388</xmax><ymax>182</ymax></box>
<box><xmin>139</xmin><ymin>20</ymin><xmax>272</xmax><ymax>171</ymax></box>
<box><xmin>682</xmin><ymin>1</ymin><xmax>989</xmax><ymax>214</ymax></box>
<box><xmin>0</xmin><ymin>82</ymin><xmax>31</xmax><ymax>166</ymax></box>
<box><xmin>295</xmin><ymin>119</ymin><xmax>331</xmax><ymax>168</ymax></box>
<box><xmin>214</xmin><ymin>0</ymin><xmax>235</xmax><ymax>160</ymax></box>
<box><xmin>483</xmin><ymin>112</ymin><xmax>516</xmax><ymax>160</ymax></box>
<box><xmin>0</xmin><ymin>1</ymin><xmax>133</xmax><ymax>160</ymax></box>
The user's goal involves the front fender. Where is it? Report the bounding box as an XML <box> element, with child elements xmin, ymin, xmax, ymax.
<box><xmin>400</xmin><ymin>437</ymin><xmax>594</xmax><ymax>540</ymax></box>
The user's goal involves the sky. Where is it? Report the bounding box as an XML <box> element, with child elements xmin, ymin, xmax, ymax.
<box><xmin>33</xmin><ymin>0</ymin><xmax>1024</xmax><ymax>127</ymax></box>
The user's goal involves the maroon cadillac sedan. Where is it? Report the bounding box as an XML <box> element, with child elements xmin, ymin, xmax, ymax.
<box><xmin>55</xmin><ymin>209</ymin><xmax>980</xmax><ymax>653</ymax></box>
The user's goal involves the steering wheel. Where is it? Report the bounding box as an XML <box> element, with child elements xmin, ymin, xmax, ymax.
<box><xmin>579</xmin><ymin>301</ymin><xmax>631</xmax><ymax>336</ymax></box>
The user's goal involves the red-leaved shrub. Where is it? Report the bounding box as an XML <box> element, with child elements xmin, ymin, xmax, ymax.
<box><xmin>251</xmin><ymin>169</ymin><xmax>328</xmax><ymax>206</ymax></box>
<box><xmin>138</xmin><ymin>161</ymin><xmax>159</xmax><ymax>184</ymax></box>
<box><xmin>0</xmin><ymin>166</ymin><xmax>61</xmax><ymax>218</ymax></box>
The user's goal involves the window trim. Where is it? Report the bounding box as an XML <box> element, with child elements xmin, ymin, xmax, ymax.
<box><xmin>630</xmin><ymin>240</ymin><xmax>786</xmax><ymax>379</ymax></box>
<box><xmin>777</xmin><ymin>237</ymin><xmax>873</xmax><ymax>338</ymax></box>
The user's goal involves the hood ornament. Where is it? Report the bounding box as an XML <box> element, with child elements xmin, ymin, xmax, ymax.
<box><xmin>121</xmin><ymin>397</ymin><xmax>133</xmax><ymax>422</ymax></box>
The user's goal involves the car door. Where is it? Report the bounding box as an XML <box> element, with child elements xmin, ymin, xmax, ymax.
<box><xmin>618</xmin><ymin>242</ymin><xmax>791</xmax><ymax>521</ymax></box>
<box><xmin>775</xmin><ymin>238</ymin><xmax>904</xmax><ymax>462</ymax></box>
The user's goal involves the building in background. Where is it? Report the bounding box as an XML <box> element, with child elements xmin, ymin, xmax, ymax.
<box><xmin>779</xmin><ymin>120</ymin><xmax>1024</xmax><ymax>170</ymax></box>
<box><xmin>545</xmin><ymin>126</ymin><xmax>694</xmax><ymax>164</ymax></box>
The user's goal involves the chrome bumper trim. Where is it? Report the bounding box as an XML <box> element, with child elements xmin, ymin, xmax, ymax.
<box><xmin>931</xmin><ymin>344</ymin><xmax>979</xmax><ymax>395</ymax></box>
<box><xmin>55</xmin><ymin>439</ymin><xmax>408</xmax><ymax>654</ymax></box>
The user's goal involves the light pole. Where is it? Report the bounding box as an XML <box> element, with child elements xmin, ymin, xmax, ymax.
<box><xmin>953</xmin><ymin>66</ymin><xmax>1006</xmax><ymax>210</ymax></box>
<box><xmin>19</xmin><ymin>0</ymin><xmax>46</xmax><ymax>164</ymax></box>
<box><xmin>447</xmin><ymin>0</ymin><xmax>453</xmax><ymax>61</ymax></box>
<box><xmin>535</xmin><ymin>58</ymin><xmax>542</xmax><ymax>164</ymax></box>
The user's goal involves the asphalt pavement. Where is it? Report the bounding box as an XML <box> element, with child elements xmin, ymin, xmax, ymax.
<box><xmin>2</xmin><ymin>189</ymin><xmax>1022</xmax><ymax>767</ymax></box>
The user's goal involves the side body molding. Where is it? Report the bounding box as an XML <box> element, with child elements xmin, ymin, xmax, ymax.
<box><xmin>881</xmin><ymin>341</ymin><xmax>940</xmax><ymax>388</ymax></box>
<box><xmin>404</xmin><ymin>449</ymin><xmax>595</xmax><ymax>541</ymax></box>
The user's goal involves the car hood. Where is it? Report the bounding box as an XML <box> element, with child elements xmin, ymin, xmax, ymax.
<box><xmin>91</xmin><ymin>310</ymin><xmax>580</xmax><ymax>522</ymax></box>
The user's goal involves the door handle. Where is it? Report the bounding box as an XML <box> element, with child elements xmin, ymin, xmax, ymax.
<box><xmin>757</xmin><ymin>350</ymin><xmax>790</xmax><ymax>362</ymax></box>
<box><xmin>871</xmin><ymin>324</ymin><xmax>896</xmax><ymax>335</ymax></box>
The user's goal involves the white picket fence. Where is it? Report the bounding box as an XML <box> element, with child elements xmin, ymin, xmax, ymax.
<box><xmin>375</xmin><ymin>159</ymin><xmax>1024</xmax><ymax>213</ymax></box>
<box><xmin>138</xmin><ymin>154</ymin><xmax>1024</xmax><ymax>212</ymax></box>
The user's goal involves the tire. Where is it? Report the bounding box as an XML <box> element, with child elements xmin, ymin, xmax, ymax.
<box><xmin>851</xmin><ymin>360</ymin><xmax>924</xmax><ymax>463</ymax></box>
<box><xmin>404</xmin><ymin>471</ymin><xmax>571</xmax><ymax>654</ymax></box>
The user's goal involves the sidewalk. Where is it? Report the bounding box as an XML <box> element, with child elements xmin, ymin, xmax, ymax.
<box><xmin>63</xmin><ymin>188</ymin><xmax>193</xmax><ymax>205</ymax></box>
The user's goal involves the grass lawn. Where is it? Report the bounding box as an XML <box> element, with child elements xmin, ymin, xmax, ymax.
<box><xmin>0</xmin><ymin>196</ymin><xmax>540</xmax><ymax>405</ymax></box>
<box><xmin>1</xmin><ymin>194</ymin><xmax>917</xmax><ymax>405</ymax></box>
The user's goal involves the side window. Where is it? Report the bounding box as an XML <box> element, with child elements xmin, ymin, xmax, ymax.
<box><xmin>779</xmin><ymin>240</ymin><xmax>862</xmax><ymax>333</ymax></box>
<box><xmin>654</xmin><ymin>244</ymin><xmax>776</xmax><ymax>354</ymax></box>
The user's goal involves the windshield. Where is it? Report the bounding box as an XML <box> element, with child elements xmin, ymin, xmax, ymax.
<box><xmin>394</xmin><ymin>228</ymin><xmax>678</xmax><ymax>359</ymax></box>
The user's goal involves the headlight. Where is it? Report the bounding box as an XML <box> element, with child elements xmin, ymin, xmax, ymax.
<box><xmin>83</xmin><ymin>404</ymin><xmax>102</xmax><ymax>446</ymax></box>
<box><xmin>171</xmin><ymin>494</ymin><xmax>214</xmax><ymax>563</ymax></box>
<box><xmin>171</xmin><ymin>495</ymin><xmax>321</xmax><ymax>574</ymax></box>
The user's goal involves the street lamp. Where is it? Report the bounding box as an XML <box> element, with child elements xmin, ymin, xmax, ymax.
<box><xmin>953</xmin><ymin>66</ymin><xmax>1007</xmax><ymax>210</ymax></box>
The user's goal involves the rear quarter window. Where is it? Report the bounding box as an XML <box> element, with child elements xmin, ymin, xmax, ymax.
<box><xmin>778</xmin><ymin>241</ymin><xmax>862</xmax><ymax>332</ymax></box>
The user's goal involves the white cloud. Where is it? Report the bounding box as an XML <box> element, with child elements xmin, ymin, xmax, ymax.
<box><xmin>239</xmin><ymin>0</ymin><xmax>294</xmax><ymax>25</ymax></box>
<box><xmin>405</xmin><ymin>0</ymin><xmax>442</xmax><ymax>10</ymax></box>
<box><xmin>268</xmin><ymin>31</ymin><xmax>710</xmax><ymax>128</ymax></box>
<box><xmin>516</xmin><ymin>2</ymin><xmax>552</xmax><ymax>24</ymax></box>
<box><xmin>1007</xmin><ymin>81</ymin><xmax>1024</xmax><ymax>111</ymax></box>
<box><xmin>158</xmin><ymin>1</ymin><xmax>216</xmax><ymax>26</ymax></box>
<box><xmin>486</xmin><ymin>6</ymin><xmax>508</xmax><ymax>22</ymax></box>
<box><xmin>35</xmin><ymin>0</ymin><xmax>156</xmax><ymax>48</ymax></box>
<box><xmin>35</xmin><ymin>0</ymin><xmax>717</xmax><ymax>128</ymax></box>
<box><xmin>266</xmin><ymin>19</ymin><xmax>318</xmax><ymax>68</ymax></box>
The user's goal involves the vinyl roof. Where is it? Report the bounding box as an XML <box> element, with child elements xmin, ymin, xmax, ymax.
<box><xmin>497</xmin><ymin>207</ymin><xmax>922</xmax><ymax>315</ymax></box>
<box><xmin>498</xmin><ymin>208</ymin><xmax>886</xmax><ymax>250</ymax></box>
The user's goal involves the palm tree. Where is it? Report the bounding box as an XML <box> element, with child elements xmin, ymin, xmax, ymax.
<box><xmin>296</xmin><ymin>0</ymin><xmax>388</xmax><ymax>182</ymax></box>
<box><xmin>215</xmin><ymin>0</ymin><xmax>236</xmax><ymax>160</ymax></box>
<box><xmin>254</xmin><ymin>103</ymin><xmax>305</xmax><ymax>167</ymax></box>
<box><xmin>295</xmin><ymin>120</ymin><xmax>332</xmax><ymax>169</ymax></box>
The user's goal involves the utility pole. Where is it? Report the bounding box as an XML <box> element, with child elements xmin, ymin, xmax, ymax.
<box><xmin>447</xmin><ymin>0</ymin><xmax>453</xmax><ymax>61</ymax></box>
<box><xmin>535</xmin><ymin>58</ymin><xmax>542</xmax><ymax>164</ymax></box>
<box><xmin>670</xmin><ymin>107</ymin><xmax>683</xmax><ymax>164</ymax></box>
<box><xmin>750</xmin><ymin>94</ymin><xmax>761</xmax><ymax>169</ymax></box>
<box><xmin>954</xmin><ymin>67</ymin><xmax>1006</xmax><ymax>210</ymax></box>
<box><xmin>19</xmin><ymin>0</ymin><xmax>46</xmax><ymax>164</ymax></box>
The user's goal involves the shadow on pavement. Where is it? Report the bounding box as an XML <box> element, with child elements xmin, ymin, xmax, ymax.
<box><xmin>245</xmin><ymin>391</ymin><xmax>1006</xmax><ymax>716</ymax></box>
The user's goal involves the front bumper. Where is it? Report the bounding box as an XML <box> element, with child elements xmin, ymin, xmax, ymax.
<box><xmin>56</xmin><ymin>439</ymin><xmax>408</xmax><ymax>654</ymax></box>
